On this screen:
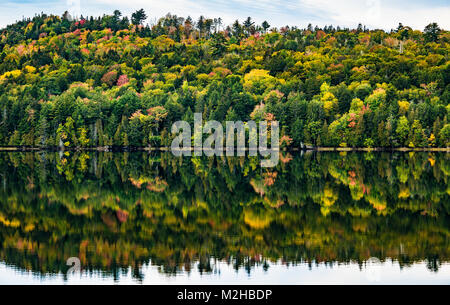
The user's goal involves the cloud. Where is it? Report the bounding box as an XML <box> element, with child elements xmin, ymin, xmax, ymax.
<box><xmin>0</xmin><ymin>0</ymin><xmax>448</xmax><ymax>30</ymax></box>
<box><xmin>91</xmin><ymin>0</ymin><xmax>450</xmax><ymax>30</ymax></box>
<box><xmin>298</xmin><ymin>0</ymin><xmax>450</xmax><ymax>30</ymax></box>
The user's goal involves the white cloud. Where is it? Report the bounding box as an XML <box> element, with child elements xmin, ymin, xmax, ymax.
<box><xmin>376</xmin><ymin>6</ymin><xmax>450</xmax><ymax>30</ymax></box>
<box><xmin>93</xmin><ymin>0</ymin><xmax>449</xmax><ymax>30</ymax></box>
<box><xmin>0</xmin><ymin>0</ymin><xmax>448</xmax><ymax>30</ymax></box>
<box><xmin>298</xmin><ymin>0</ymin><xmax>450</xmax><ymax>30</ymax></box>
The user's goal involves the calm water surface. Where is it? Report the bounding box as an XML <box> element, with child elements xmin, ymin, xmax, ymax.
<box><xmin>0</xmin><ymin>151</ymin><xmax>448</xmax><ymax>284</ymax></box>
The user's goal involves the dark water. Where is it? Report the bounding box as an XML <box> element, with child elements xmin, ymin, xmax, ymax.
<box><xmin>0</xmin><ymin>151</ymin><xmax>449</xmax><ymax>284</ymax></box>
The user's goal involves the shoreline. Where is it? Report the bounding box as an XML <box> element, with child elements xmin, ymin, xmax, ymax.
<box><xmin>0</xmin><ymin>146</ymin><xmax>448</xmax><ymax>152</ymax></box>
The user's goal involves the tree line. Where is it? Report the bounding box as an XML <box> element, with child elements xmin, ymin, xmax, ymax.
<box><xmin>0</xmin><ymin>10</ymin><xmax>449</xmax><ymax>148</ymax></box>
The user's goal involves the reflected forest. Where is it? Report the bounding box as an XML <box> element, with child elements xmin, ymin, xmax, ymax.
<box><xmin>0</xmin><ymin>151</ymin><xmax>449</xmax><ymax>281</ymax></box>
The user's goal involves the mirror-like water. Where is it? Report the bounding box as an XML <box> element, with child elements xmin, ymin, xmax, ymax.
<box><xmin>0</xmin><ymin>151</ymin><xmax>448</xmax><ymax>284</ymax></box>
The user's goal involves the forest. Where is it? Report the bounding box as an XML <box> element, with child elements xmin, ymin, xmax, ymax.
<box><xmin>0</xmin><ymin>151</ymin><xmax>448</xmax><ymax>278</ymax></box>
<box><xmin>0</xmin><ymin>10</ymin><xmax>449</xmax><ymax>148</ymax></box>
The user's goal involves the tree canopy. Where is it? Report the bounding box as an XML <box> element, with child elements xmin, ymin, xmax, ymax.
<box><xmin>0</xmin><ymin>12</ymin><xmax>448</xmax><ymax>148</ymax></box>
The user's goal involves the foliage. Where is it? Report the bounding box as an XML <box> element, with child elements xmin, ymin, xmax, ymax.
<box><xmin>0</xmin><ymin>12</ymin><xmax>448</xmax><ymax>148</ymax></box>
<box><xmin>0</xmin><ymin>151</ymin><xmax>448</xmax><ymax>277</ymax></box>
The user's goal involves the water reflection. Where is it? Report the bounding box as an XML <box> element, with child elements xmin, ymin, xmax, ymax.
<box><xmin>2</xmin><ymin>261</ymin><xmax>450</xmax><ymax>285</ymax></box>
<box><xmin>0</xmin><ymin>151</ymin><xmax>448</xmax><ymax>283</ymax></box>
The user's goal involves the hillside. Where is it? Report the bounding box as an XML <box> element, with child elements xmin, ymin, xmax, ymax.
<box><xmin>0</xmin><ymin>11</ymin><xmax>449</xmax><ymax>148</ymax></box>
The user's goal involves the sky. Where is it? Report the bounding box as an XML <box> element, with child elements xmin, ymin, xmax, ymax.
<box><xmin>0</xmin><ymin>0</ymin><xmax>449</xmax><ymax>30</ymax></box>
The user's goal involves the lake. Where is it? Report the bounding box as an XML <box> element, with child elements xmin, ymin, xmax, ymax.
<box><xmin>0</xmin><ymin>151</ymin><xmax>448</xmax><ymax>284</ymax></box>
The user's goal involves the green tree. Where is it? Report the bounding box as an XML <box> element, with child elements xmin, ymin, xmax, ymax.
<box><xmin>262</xmin><ymin>21</ymin><xmax>270</xmax><ymax>33</ymax></box>
<box><xmin>131</xmin><ymin>9</ymin><xmax>147</xmax><ymax>25</ymax></box>
<box><xmin>439</xmin><ymin>124</ymin><xmax>450</xmax><ymax>147</ymax></box>
<box><xmin>396</xmin><ymin>116</ymin><xmax>409</xmax><ymax>146</ymax></box>
<box><xmin>243</xmin><ymin>17</ymin><xmax>255</xmax><ymax>35</ymax></box>
<box><xmin>424</xmin><ymin>23</ymin><xmax>441</xmax><ymax>43</ymax></box>
<box><xmin>410</xmin><ymin>120</ymin><xmax>427</xmax><ymax>147</ymax></box>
